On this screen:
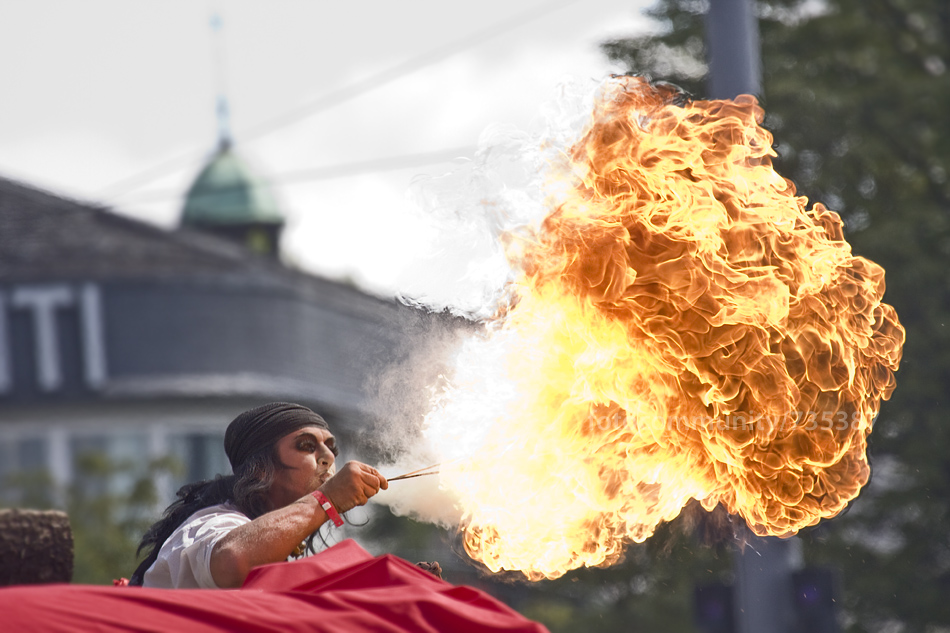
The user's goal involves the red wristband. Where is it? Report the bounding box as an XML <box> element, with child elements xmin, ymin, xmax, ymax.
<box><xmin>312</xmin><ymin>490</ymin><xmax>344</xmax><ymax>527</ymax></box>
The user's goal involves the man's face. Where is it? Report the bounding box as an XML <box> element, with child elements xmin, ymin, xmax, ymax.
<box><xmin>267</xmin><ymin>425</ymin><xmax>337</xmax><ymax>511</ymax></box>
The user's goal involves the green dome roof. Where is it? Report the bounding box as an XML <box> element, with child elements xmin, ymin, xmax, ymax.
<box><xmin>181</xmin><ymin>145</ymin><xmax>283</xmax><ymax>226</ymax></box>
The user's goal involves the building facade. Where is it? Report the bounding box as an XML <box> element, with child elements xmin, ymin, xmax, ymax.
<box><xmin>0</xmin><ymin>171</ymin><xmax>443</xmax><ymax>505</ymax></box>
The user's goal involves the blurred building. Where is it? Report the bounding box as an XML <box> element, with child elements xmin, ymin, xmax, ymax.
<box><xmin>0</xmin><ymin>149</ymin><xmax>442</xmax><ymax>505</ymax></box>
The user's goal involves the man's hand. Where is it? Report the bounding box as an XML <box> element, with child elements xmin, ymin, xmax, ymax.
<box><xmin>318</xmin><ymin>461</ymin><xmax>388</xmax><ymax>513</ymax></box>
<box><xmin>415</xmin><ymin>561</ymin><xmax>442</xmax><ymax>579</ymax></box>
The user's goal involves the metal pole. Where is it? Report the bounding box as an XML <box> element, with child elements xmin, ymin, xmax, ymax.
<box><xmin>704</xmin><ymin>3</ymin><xmax>798</xmax><ymax>632</ymax></box>
<box><xmin>733</xmin><ymin>534</ymin><xmax>800</xmax><ymax>633</ymax></box>
<box><xmin>704</xmin><ymin>0</ymin><xmax>762</xmax><ymax>98</ymax></box>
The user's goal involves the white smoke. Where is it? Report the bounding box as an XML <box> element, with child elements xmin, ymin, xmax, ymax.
<box><xmin>370</xmin><ymin>78</ymin><xmax>599</xmax><ymax>528</ymax></box>
<box><xmin>373</xmin><ymin>455</ymin><xmax>463</xmax><ymax>530</ymax></box>
<box><xmin>391</xmin><ymin>79</ymin><xmax>596</xmax><ymax>320</ymax></box>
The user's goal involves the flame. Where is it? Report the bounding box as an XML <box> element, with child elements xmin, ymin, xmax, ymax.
<box><xmin>423</xmin><ymin>77</ymin><xmax>905</xmax><ymax>580</ymax></box>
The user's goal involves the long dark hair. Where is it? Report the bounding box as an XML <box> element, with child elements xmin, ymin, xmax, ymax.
<box><xmin>128</xmin><ymin>447</ymin><xmax>283</xmax><ymax>585</ymax></box>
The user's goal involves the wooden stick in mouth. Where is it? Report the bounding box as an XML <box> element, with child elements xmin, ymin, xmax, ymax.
<box><xmin>388</xmin><ymin>463</ymin><xmax>441</xmax><ymax>482</ymax></box>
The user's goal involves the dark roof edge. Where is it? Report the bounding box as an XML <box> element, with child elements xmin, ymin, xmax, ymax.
<box><xmin>0</xmin><ymin>174</ymin><xmax>472</xmax><ymax>326</ymax></box>
<box><xmin>0</xmin><ymin>174</ymin><xmax>258</xmax><ymax>264</ymax></box>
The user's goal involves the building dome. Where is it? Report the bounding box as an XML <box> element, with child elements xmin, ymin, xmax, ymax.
<box><xmin>182</xmin><ymin>144</ymin><xmax>282</xmax><ymax>226</ymax></box>
<box><xmin>181</xmin><ymin>143</ymin><xmax>284</xmax><ymax>256</ymax></box>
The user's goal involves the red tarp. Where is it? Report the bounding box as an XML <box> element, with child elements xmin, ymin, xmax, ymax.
<box><xmin>0</xmin><ymin>539</ymin><xmax>549</xmax><ymax>633</ymax></box>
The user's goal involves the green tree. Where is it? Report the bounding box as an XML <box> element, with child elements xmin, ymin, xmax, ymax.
<box><xmin>3</xmin><ymin>453</ymin><xmax>179</xmax><ymax>584</ymax></box>
<box><xmin>66</xmin><ymin>453</ymin><xmax>180</xmax><ymax>584</ymax></box>
<box><xmin>513</xmin><ymin>514</ymin><xmax>735</xmax><ymax>633</ymax></box>
<box><xmin>602</xmin><ymin>1</ymin><xmax>949</xmax><ymax>630</ymax></box>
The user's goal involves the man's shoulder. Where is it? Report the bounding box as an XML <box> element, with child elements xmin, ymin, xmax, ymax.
<box><xmin>183</xmin><ymin>502</ymin><xmax>248</xmax><ymax>527</ymax></box>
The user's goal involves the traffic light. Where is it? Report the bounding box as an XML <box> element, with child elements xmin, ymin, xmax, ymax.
<box><xmin>694</xmin><ymin>582</ymin><xmax>736</xmax><ymax>633</ymax></box>
<box><xmin>791</xmin><ymin>567</ymin><xmax>839</xmax><ymax>633</ymax></box>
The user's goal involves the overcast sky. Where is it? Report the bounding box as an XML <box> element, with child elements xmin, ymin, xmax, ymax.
<box><xmin>0</xmin><ymin>0</ymin><xmax>653</xmax><ymax>299</ymax></box>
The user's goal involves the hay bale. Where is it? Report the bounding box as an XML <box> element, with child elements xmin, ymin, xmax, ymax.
<box><xmin>0</xmin><ymin>509</ymin><xmax>73</xmax><ymax>585</ymax></box>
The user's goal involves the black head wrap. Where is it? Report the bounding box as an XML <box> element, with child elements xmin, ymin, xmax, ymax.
<box><xmin>225</xmin><ymin>402</ymin><xmax>329</xmax><ymax>471</ymax></box>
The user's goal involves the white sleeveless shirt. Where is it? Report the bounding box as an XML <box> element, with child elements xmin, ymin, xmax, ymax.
<box><xmin>142</xmin><ymin>503</ymin><xmax>251</xmax><ymax>589</ymax></box>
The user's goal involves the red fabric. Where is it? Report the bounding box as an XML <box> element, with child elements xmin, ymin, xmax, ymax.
<box><xmin>0</xmin><ymin>539</ymin><xmax>549</xmax><ymax>633</ymax></box>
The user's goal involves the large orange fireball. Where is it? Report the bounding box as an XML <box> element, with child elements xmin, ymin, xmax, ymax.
<box><xmin>422</xmin><ymin>76</ymin><xmax>905</xmax><ymax>580</ymax></box>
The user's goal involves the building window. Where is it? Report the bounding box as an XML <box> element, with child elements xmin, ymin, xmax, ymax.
<box><xmin>69</xmin><ymin>433</ymin><xmax>150</xmax><ymax>499</ymax></box>
<box><xmin>168</xmin><ymin>432</ymin><xmax>229</xmax><ymax>492</ymax></box>
<box><xmin>0</xmin><ymin>436</ymin><xmax>50</xmax><ymax>505</ymax></box>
